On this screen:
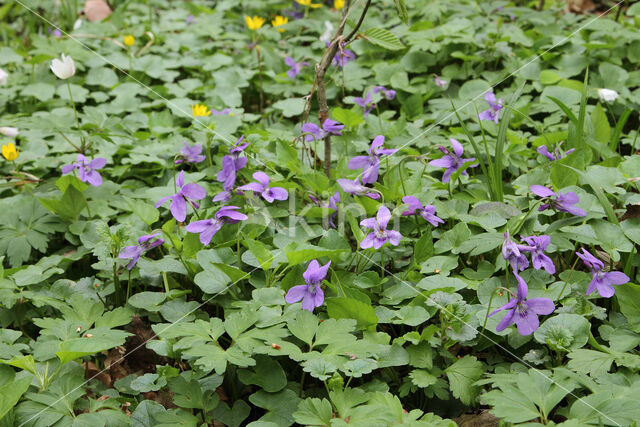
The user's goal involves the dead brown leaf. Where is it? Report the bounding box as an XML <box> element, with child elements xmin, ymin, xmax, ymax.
<box><xmin>83</xmin><ymin>0</ymin><xmax>112</xmax><ymax>22</ymax></box>
<box><xmin>565</xmin><ymin>0</ymin><xmax>596</xmax><ymax>14</ymax></box>
<box><xmin>84</xmin><ymin>361</ymin><xmax>111</xmax><ymax>387</ymax></box>
<box><xmin>454</xmin><ymin>410</ymin><xmax>500</xmax><ymax>427</ymax></box>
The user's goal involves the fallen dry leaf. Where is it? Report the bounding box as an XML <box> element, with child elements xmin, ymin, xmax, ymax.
<box><xmin>84</xmin><ymin>0</ymin><xmax>112</xmax><ymax>22</ymax></box>
<box><xmin>566</xmin><ymin>0</ymin><xmax>596</xmax><ymax>14</ymax></box>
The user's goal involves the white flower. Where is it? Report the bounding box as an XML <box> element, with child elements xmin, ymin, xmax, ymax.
<box><xmin>0</xmin><ymin>68</ymin><xmax>7</xmax><ymax>85</ymax></box>
<box><xmin>0</xmin><ymin>127</ymin><xmax>18</xmax><ymax>138</ymax></box>
<box><xmin>73</xmin><ymin>18</ymin><xmax>83</xmax><ymax>30</ymax></box>
<box><xmin>0</xmin><ymin>127</ymin><xmax>18</xmax><ymax>137</ymax></box>
<box><xmin>50</xmin><ymin>54</ymin><xmax>76</xmax><ymax>79</ymax></box>
<box><xmin>598</xmin><ymin>88</ymin><xmax>618</xmax><ymax>102</ymax></box>
<box><xmin>320</xmin><ymin>21</ymin><xmax>334</xmax><ymax>45</ymax></box>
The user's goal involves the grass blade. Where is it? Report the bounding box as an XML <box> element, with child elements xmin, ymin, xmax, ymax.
<box><xmin>493</xmin><ymin>83</ymin><xmax>524</xmax><ymax>202</ymax></box>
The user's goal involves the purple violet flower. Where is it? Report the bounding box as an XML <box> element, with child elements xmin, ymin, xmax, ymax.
<box><xmin>337</xmin><ymin>178</ymin><xmax>380</xmax><ymax>200</ymax></box>
<box><xmin>211</xmin><ymin>108</ymin><xmax>231</xmax><ymax>115</ymax></box>
<box><xmin>537</xmin><ymin>145</ymin><xmax>575</xmax><ymax>162</ymax></box>
<box><xmin>230</xmin><ymin>135</ymin><xmax>249</xmax><ymax>155</ymax></box>
<box><xmin>372</xmin><ymin>85</ymin><xmax>396</xmax><ymax>100</ymax></box>
<box><xmin>175</xmin><ymin>142</ymin><xmax>206</xmax><ymax>164</ymax></box>
<box><xmin>489</xmin><ymin>273</ymin><xmax>555</xmax><ymax>335</ymax></box>
<box><xmin>215</xmin><ymin>136</ymin><xmax>249</xmax><ymax>201</ymax></box>
<box><xmin>237</xmin><ymin>171</ymin><xmax>288</xmax><ymax>203</ymax></box>
<box><xmin>478</xmin><ymin>91</ymin><xmax>503</xmax><ymax>124</ymax></box>
<box><xmin>284</xmin><ymin>3</ymin><xmax>305</xmax><ymax>20</ymax></box>
<box><xmin>401</xmin><ymin>196</ymin><xmax>444</xmax><ymax>227</ymax></box>
<box><xmin>354</xmin><ymin>92</ymin><xmax>375</xmax><ymax>117</ymax></box>
<box><xmin>530</xmin><ymin>185</ymin><xmax>586</xmax><ymax>217</ymax></box>
<box><xmin>429</xmin><ymin>138</ymin><xmax>477</xmax><ymax>183</ymax></box>
<box><xmin>347</xmin><ymin>135</ymin><xmax>398</xmax><ymax>185</ymax></box>
<box><xmin>502</xmin><ymin>232</ymin><xmax>533</xmax><ymax>272</ymax></box>
<box><xmin>301</xmin><ymin>119</ymin><xmax>344</xmax><ymax>142</ymax></box>
<box><xmin>62</xmin><ymin>154</ymin><xmax>107</xmax><ymax>186</ymax></box>
<box><xmin>576</xmin><ymin>248</ymin><xmax>630</xmax><ymax>298</ymax></box>
<box><xmin>285</xmin><ymin>259</ymin><xmax>331</xmax><ymax>312</ymax></box>
<box><xmin>186</xmin><ymin>14</ymin><xmax>195</xmax><ymax>24</ymax></box>
<box><xmin>360</xmin><ymin>205</ymin><xmax>402</xmax><ymax>249</ymax></box>
<box><xmin>118</xmin><ymin>233</ymin><xmax>165</xmax><ymax>270</ymax></box>
<box><xmin>185</xmin><ymin>206</ymin><xmax>248</xmax><ymax>245</ymax></box>
<box><xmin>285</xmin><ymin>57</ymin><xmax>308</xmax><ymax>79</ymax></box>
<box><xmin>333</xmin><ymin>44</ymin><xmax>355</xmax><ymax>67</ymax></box>
<box><xmin>521</xmin><ymin>235</ymin><xmax>555</xmax><ymax>274</ymax></box>
<box><xmin>309</xmin><ymin>191</ymin><xmax>340</xmax><ymax>228</ymax></box>
<box><xmin>155</xmin><ymin>171</ymin><xmax>206</xmax><ymax>222</ymax></box>
<box><xmin>434</xmin><ymin>75</ymin><xmax>447</xmax><ymax>88</ymax></box>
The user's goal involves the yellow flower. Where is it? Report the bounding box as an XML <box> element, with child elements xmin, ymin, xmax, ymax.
<box><xmin>245</xmin><ymin>15</ymin><xmax>265</xmax><ymax>31</ymax></box>
<box><xmin>271</xmin><ymin>16</ymin><xmax>288</xmax><ymax>32</ymax></box>
<box><xmin>297</xmin><ymin>0</ymin><xmax>323</xmax><ymax>8</ymax></box>
<box><xmin>192</xmin><ymin>104</ymin><xmax>211</xmax><ymax>117</ymax></box>
<box><xmin>334</xmin><ymin>0</ymin><xmax>344</xmax><ymax>9</ymax></box>
<box><xmin>1</xmin><ymin>143</ymin><xmax>18</xmax><ymax>161</ymax></box>
<box><xmin>123</xmin><ymin>35</ymin><xmax>135</xmax><ymax>47</ymax></box>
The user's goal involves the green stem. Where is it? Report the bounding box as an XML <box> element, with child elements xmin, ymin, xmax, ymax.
<box><xmin>557</xmin><ymin>256</ymin><xmax>581</xmax><ymax>299</ymax></box>
<box><xmin>162</xmin><ymin>271</ymin><xmax>170</xmax><ymax>294</ymax></box>
<box><xmin>398</xmin><ymin>157</ymin><xmax>408</xmax><ymax>197</ymax></box>
<box><xmin>126</xmin><ymin>269</ymin><xmax>132</xmax><ymax>303</ymax></box>
<box><xmin>481</xmin><ymin>286</ymin><xmax>515</xmax><ymax>333</ymax></box>
<box><xmin>205</xmin><ymin>133</ymin><xmax>212</xmax><ymax>168</ymax></box>
<box><xmin>112</xmin><ymin>263</ymin><xmax>122</xmax><ymax>307</ymax></box>
<box><xmin>588</xmin><ymin>331</ymin><xmax>610</xmax><ymax>353</ymax></box>
<box><xmin>66</xmin><ymin>79</ymin><xmax>84</xmax><ymax>152</ymax></box>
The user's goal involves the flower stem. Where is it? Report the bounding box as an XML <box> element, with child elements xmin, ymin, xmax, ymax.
<box><xmin>126</xmin><ymin>269</ymin><xmax>132</xmax><ymax>303</ymax></box>
<box><xmin>558</xmin><ymin>256</ymin><xmax>580</xmax><ymax>299</ymax></box>
<box><xmin>112</xmin><ymin>263</ymin><xmax>122</xmax><ymax>307</ymax></box>
<box><xmin>205</xmin><ymin>133</ymin><xmax>212</xmax><ymax>168</ymax></box>
<box><xmin>162</xmin><ymin>271</ymin><xmax>170</xmax><ymax>294</ymax></box>
<box><xmin>481</xmin><ymin>286</ymin><xmax>514</xmax><ymax>333</ymax></box>
<box><xmin>66</xmin><ymin>79</ymin><xmax>84</xmax><ymax>153</ymax></box>
<box><xmin>256</xmin><ymin>46</ymin><xmax>264</xmax><ymax>113</ymax></box>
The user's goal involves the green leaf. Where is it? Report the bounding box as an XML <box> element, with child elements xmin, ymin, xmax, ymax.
<box><xmin>0</xmin><ymin>376</ymin><xmax>30</xmax><ymax>420</ymax></box>
<box><xmin>363</xmin><ymin>28</ymin><xmax>405</xmax><ymax>51</ymax></box>
<box><xmin>394</xmin><ymin>0</ymin><xmax>409</xmax><ymax>24</ymax></box>
<box><xmin>287</xmin><ymin>310</ymin><xmax>318</xmax><ymax>346</ymax></box>
<box><xmin>39</xmin><ymin>184</ymin><xmax>86</xmax><ymax>222</ymax></box>
<box><xmin>591</xmin><ymin>103</ymin><xmax>610</xmax><ymax>144</ymax></box>
<box><xmin>242</xmin><ymin>239</ymin><xmax>273</xmax><ymax>271</ymax></box>
<box><xmin>0</xmin><ymin>355</ymin><xmax>37</xmax><ymax>376</ymax></box>
<box><xmin>445</xmin><ymin>356</ymin><xmax>483</xmax><ymax>405</ymax></box>
<box><xmin>326</xmin><ymin>297</ymin><xmax>378</xmax><ymax>331</ymax></box>
<box><xmin>283</xmin><ymin>242</ymin><xmax>347</xmax><ymax>266</ymax></box>
<box><xmin>128</xmin><ymin>200</ymin><xmax>159</xmax><ymax>226</ymax></box>
<box><xmin>57</xmin><ymin>330</ymin><xmax>131</xmax><ymax>365</ymax></box>
<box><xmin>293</xmin><ymin>397</ymin><xmax>333</xmax><ymax>426</ymax></box>
<box><xmin>539</xmin><ymin>70</ymin><xmax>562</xmax><ymax>85</ymax></box>
<box><xmin>409</xmin><ymin>369</ymin><xmax>437</xmax><ymax>388</ymax></box>
<box><xmin>615</xmin><ymin>283</ymin><xmax>640</xmax><ymax>333</ymax></box>
<box><xmin>273</xmin><ymin>98</ymin><xmax>305</xmax><ymax>118</ymax></box>
<box><xmin>130</xmin><ymin>373</ymin><xmax>167</xmax><ymax>393</ymax></box>
<box><xmin>567</xmin><ymin>349</ymin><xmax>614</xmax><ymax>375</ymax></box>
<box><xmin>331</xmin><ymin>107</ymin><xmax>363</xmax><ymax>128</ymax></box>
<box><xmin>237</xmin><ymin>355</ymin><xmax>287</xmax><ymax>393</ymax></box>
<box><xmin>534</xmin><ymin>314</ymin><xmax>590</xmax><ymax>351</ymax></box>
<box><xmin>128</xmin><ymin>292</ymin><xmax>166</xmax><ymax>312</ymax></box>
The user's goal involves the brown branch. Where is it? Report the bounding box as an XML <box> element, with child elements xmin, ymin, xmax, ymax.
<box><xmin>306</xmin><ymin>0</ymin><xmax>372</xmax><ymax>176</ymax></box>
<box><xmin>344</xmin><ymin>0</ymin><xmax>372</xmax><ymax>43</ymax></box>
